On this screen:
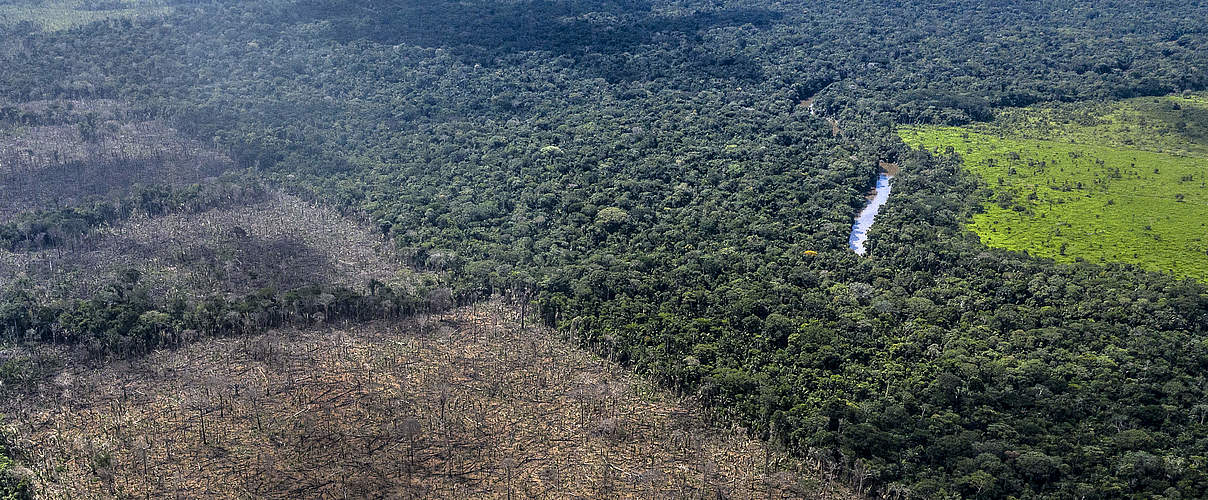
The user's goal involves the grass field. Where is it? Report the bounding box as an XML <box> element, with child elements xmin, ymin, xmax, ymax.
<box><xmin>900</xmin><ymin>93</ymin><xmax>1208</xmax><ymax>282</ymax></box>
<box><xmin>0</xmin><ymin>0</ymin><xmax>173</xmax><ymax>31</ymax></box>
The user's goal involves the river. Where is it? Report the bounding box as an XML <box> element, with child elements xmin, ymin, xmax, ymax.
<box><xmin>848</xmin><ymin>173</ymin><xmax>893</xmax><ymax>255</ymax></box>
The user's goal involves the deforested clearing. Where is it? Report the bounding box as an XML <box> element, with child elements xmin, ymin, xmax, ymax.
<box><xmin>1</xmin><ymin>302</ymin><xmax>849</xmax><ymax>499</ymax></box>
<box><xmin>0</xmin><ymin>99</ymin><xmax>234</xmax><ymax>222</ymax></box>
<box><xmin>1</xmin><ymin>190</ymin><xmax>413</xmax><ymax>302</ymax></box>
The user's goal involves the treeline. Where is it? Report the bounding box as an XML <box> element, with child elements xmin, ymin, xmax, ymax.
<box><xmin>523</xmin><ymin>140</ymin><xmax>1208</xmax><ymax>498</ymax></box>
<box><xmin>0</xmin><ymin>272</ymin><xmax>453</xmax><ymax>360</ymax></box>
<box><xmin>0</xmin><ymin>0</ymin><xmax>1207</xmax><ymax>497</ymax></box>
<box><xmin>0</xmin><ymin>180</ymin><xmax>266</xmax><ymax>251</ymax></box>
<box><xmin>3</xmin><ymin>1</ymin><xmax>1206</xmax><ymax>124</ymax></box>
<box><xmin>0</xmin><ymin>430</ymin><xmax>30</xmax><ymax>500</ymax></box>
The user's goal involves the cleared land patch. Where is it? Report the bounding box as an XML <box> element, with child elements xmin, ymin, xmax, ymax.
<box><xmin>0</xmin><ymin>0</ymin><xmax>173</xmax><ymax>31</ymax></box>
<box><xmin>0</xmin><ymin>190</ymin><xmax>414</xmax><ymax>301</ymax></box>
<box><xmin>1</xmin><ymin>303</ymin><xmax>848</xmax><ymax>499</ymax></box>
<box><xmin>0</xmin><ymin>99</ymin><xmax>235</xmax><ymax>222</ymax></box>
<box><xmin>987</xmin><ymin>93</ymin><xmax>1208</xmax><ymax>157</ymax></box>
<box><xmin>900</xmin><ymin>93</ymin><xmax>1208</xmax><ymax>282</ymax></box>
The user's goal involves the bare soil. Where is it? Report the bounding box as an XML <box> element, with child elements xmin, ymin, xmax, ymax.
<box><xmin>877</xmin><ymin>160</ymin><xmax>900</xmax><ymax>176</ymax></box>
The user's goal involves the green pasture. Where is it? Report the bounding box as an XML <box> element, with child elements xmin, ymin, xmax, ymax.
<box><xmin>982</xmin><ymin>93</ymin><xmax>1208</xmax><ymax>157</ymax></box>
<box><xmin>901</xmin><ymin>94</ymin><xmax>1208</xmax><ymax>282</ymax></box>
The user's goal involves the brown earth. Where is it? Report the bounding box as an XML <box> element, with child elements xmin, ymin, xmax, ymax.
<box><xmin>1</xmin><ymin>303</ymin><xmax>853</xmax><ymax>499</ymax></box>
<box><xmin>878</xmin><ymin>161</ymin><xmax>900</xmax><ymax>176</ymax></box>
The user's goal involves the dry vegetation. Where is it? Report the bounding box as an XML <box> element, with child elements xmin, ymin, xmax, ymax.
<box><xmin>0</xmin><ymin>0</ymin><xmax>174</xmax><ymax>31</ymax></box>
<box><xmin>0</xmin><ymin>190</ymin><xmax>413</xmax><ymax>301</ymax></box>
<box><xmin>0</xmin><ymin>98</ymin><xmax>407</xmax><ymax>301</ymax></box>
<box><xmin>0</xmin><ymin>92</ymin><xmax>847</xmax><ymax>500</ymax></box>
<box><xmin>1</xmin><ymin>302</ymin><xmax>851</xmax><ymax>499</ymax></box>
<box><xmin>0</xmin><ymin>99</ymin><xmax>233</xmax><ymax>221</ymax></box>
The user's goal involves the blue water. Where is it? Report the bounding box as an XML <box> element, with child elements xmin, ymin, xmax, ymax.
<box><xmin>848</xmin><ymin>174</ymin><xmax>893</xmax><ymax>255</ymax></box>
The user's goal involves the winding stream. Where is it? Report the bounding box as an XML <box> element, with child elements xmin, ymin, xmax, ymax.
<box><xmin>848</xmin><ymin>173</ymin><xmax>893</xmax><ymax>255</ymax></box>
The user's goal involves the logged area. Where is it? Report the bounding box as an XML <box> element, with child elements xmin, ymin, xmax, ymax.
<box><xmin>0</xmin><ymin>0</ymin><xmax>176</xmax><ymax>31</ymax></box>
<box><xmin>901</xmin><ymin>93</ymin><xmax>1208</xmax><ymax>281</ymax></box>
<box><xmin>1</xmin><ymin>190</ymin><xmax>413</xmax><ymax>301</ymax></box>
<box><xmin>2</xmin><ymin>304</ymin><xmax>847</xmax><ymax>499</ymax></box>
<box><xmin>0</xmin><ymin>99</ymin><xmax>235</xmax><ymax>221</ymax></box>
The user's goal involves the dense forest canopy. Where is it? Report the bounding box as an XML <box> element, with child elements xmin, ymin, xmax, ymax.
<box><xmin>2</xmin><ymin>0</ymin><xmax>1208</xmax><ymax>498</ymax></box>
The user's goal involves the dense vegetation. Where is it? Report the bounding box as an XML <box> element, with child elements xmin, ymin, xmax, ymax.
<box><xmin>0</xmin><ymin>420</ymin><xmax>29</xmax><ymax>500</ymax></box>
<box><xmin>901</xmin><ymin>94</ymin><xmax>1208</xmax><ymax>281</ymax></box>
<box><xmin>1</xmin><ymin>272</ymin><xmax>450</xmax><ymax>356</ymax></box>
<box><xmin>2</xmin><ymin>0</ymin><xmax>1208</xmax><ymax>497</ymax></box>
